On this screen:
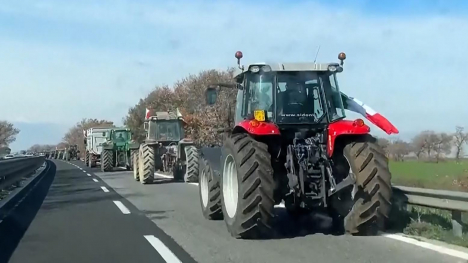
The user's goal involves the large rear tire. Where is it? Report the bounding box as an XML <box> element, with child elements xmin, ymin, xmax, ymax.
<box><xmin>129</xmin><ymin>150</ymin><xmax>138</xmax><ymax>171</ymax></box>
<box><xmin>133</xmin><ymin>150</ymin><xmax>140</xmax><ymax>181</ymax></box>
<box><xmin>199</xmin><ymin>157</ymin><xmax>223</xmax><ymax>220</ymax></box>
<box><xmin>139</xmin><ymin>144</ymin><xmax>154</xmax><ymax>184</ymax></box>
<box><xmin>184</xmin><ymin>146</ymin><xmax>199</xmax><ymax>182</ymax></box>
<box><xmin>101</xmin><ymin>150</ymin><xmax>113</xmax><ymax>172</ymax></box>
<box><xmin>340</xmin><ymin>135</ymin><xmax>392</xmax><ymax>235</ymax></box>
<box><xmin>85</xmin><ymin>151</ymin><xmax>89</xmax><ymax>166</ymax></box>
<box><xmin>221</xmin><ymin>133</ymin><xmax>275</xmax><ymax>239</ymax></box>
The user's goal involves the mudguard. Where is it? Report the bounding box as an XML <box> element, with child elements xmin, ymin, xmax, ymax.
<box><xmin>199</xmin><ymin>146</ymin><xmax>222</xmax><ymax>176</ymax></box>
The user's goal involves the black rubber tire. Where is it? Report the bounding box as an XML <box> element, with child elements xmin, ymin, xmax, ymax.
<box><xmin>184</xmin><ymin>146</ymin><xmax>199</xmax><ymax>182</ymax></box>
<box><xmin>133</xmin><ymin>149</ymin><xmax>140</xmax><ymax>181</ymax></box>
<box><xmin>139</xmin><ymin>144</ymin><xmax>154</xmax><ymax>184</ymax></box>
<box><xmin>85</xmin><ymin>151</ymin><xmax>89</xmax><ymax>166</ymax></box>
<box><xmin>172</xmin><ymin>160</ymin><xmax>184</xmax><ymax>181</ymax></box>
<box><xmin>221</xmin><ymin>133</ymin><xmax>275</xmax><ymax>239</ymax></box>
<box><xmin>199</xmin><ymin>158</ymin><xmax>223</xmax><ymax>220</ymax></box>
<box><xmin>101</xmin><ymin>150</ymin><xmax>113</xmax><ymax>172</ymax></box>
<box><xmin>342</xmin><ymin>135</ymin><xmax>392</xmax><ymax>235</ymax></box>
<box><xmin>130</xmin><ymin>150</ymin><xmax>138</xmax><ymax>171</ymax></box>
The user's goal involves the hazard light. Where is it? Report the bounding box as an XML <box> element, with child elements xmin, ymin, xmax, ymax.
<box><xmin>353</xmin><ymin>119</ymin><xmax>365</xmax><ymax>127</ymax></box>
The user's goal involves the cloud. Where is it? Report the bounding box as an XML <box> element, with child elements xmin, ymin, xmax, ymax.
<box><xmin>1</xmin><ymin>0</ymin><xmax>467</xmax><ymax>146</ymax></box>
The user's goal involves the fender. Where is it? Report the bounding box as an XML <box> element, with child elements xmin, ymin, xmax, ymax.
<box><xmin>235</xmin><ymin>119</ymin><xmax>281</xmax><ymax>136</ymax></box>
<box><xmin>327</xmin><ymin>119</ymin><xmax>370</xmax><ymax>156</ymax></box>
<box><xmin>199</xmin><ymin>146</ymin><xmax>222</xmax><ymax>176</ymax></box>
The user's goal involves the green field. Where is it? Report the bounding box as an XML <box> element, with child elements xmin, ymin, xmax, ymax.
<box><xmin>390</xmin><ymin>160</ymin><xmax>468</xmax><ymax>191</ymax></box>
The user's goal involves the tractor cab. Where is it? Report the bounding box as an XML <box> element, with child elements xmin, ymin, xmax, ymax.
<box><xmin>109</xmin><ymin>128</ymin><xmax>132</xmax><ymax>145</ymax></box>
<box><xmin>206</xmin><ymin>51</ymin><xmax>348</xmax><ymax>141</ymax></box>
<box><xmin>145</xmin><ymin>111</ymin><xmax>185</xmax><ymax>146</ymax></box>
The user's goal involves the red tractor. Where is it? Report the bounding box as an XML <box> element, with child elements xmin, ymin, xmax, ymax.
<box><xmin>198</xmin><ymin>51</ymin><xmax>399</xmax><ymax>239</ymax></box>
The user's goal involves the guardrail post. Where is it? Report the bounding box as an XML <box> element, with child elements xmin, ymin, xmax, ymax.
<box><xmin>452</xmin><ymin>211</ymin><xmax>463</xmax><ymax>237</ymax></box>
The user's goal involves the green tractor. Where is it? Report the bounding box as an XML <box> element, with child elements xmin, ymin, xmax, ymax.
<box><xmin>133</xmin><ymin>109</ymin><xmax>199</xmax><ymax>184</ymax></box>
<box><xmin>100</xmin><ymin>128</ymin><xmax>139</xmax><ymax>172</ymax></box>
<box><xmin>65</xmin><ymin>145</ymin><xmax>79</xmax><ymax>161</ymax></box>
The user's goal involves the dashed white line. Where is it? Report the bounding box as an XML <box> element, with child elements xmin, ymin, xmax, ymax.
<box><xmin>83</xmin><ymin>170</ymin><xmax>87</xmax><ymax>173</ymax></box>
<box><xmin>154</xmin><ymin>172</ymin><xmax>172</xmax><ymax>179</ymax></box>
<box><xmin>92</xmin><ymin>178</ymin><xmax>99</xmax><ymax>182</ymax></box>
<box><xmin>87</xmin><ymin>173</ymin><xmax>92</xmax><ymax>176</ymax></box>
<box><xmin>188</xmin><ymin>182</ymin><xmax>198</xmax><ymax>186</ymax></box>
<box><xmin>382</xmin><ymin>233</ymin><xmax>468</xmax><ymax>260</ymax></box>
<box><xmin>101</xmin><ymin>186</ymin><xmax>109</xmax><ymax>193</ymax></box>
<box><xmin>144</xmin><ymin>235</ymin><xmax>182</xmax><ymax>263</ymax></box>
<box><xmin>113</xmin><ymin>201</ymin><xmax>131</xmax><ymax>214</ymax></box>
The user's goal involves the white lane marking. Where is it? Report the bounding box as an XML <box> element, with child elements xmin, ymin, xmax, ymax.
<box><xmin>113</xmin><ymin>201</ymin><xmax>131</xmax><ymax>214</ymax></box>
<box><xmin>144</xmin><ymin>235</ymin><xmax>182</xmax><ymax>263</ymax></box>
<box><xmin>154</xmin><ymin>172</ymin><xmax>172</xmax><ymax>179</ymax></box>
<box><xmin>83</xmin><ymin>170</ymin><xmax>87</xmax><ymax>173</ymax></box>
<box><xmin>101</xmin><ymin>186</ymin><xmax>109</xmax><ymax>193</ymax></box>
<box><xmin>87</xmin><ymin>173</ymin><xmax>92</xmax><ymax>176</ymax></box>
<box><xmin>92</xmin><ymin>178</ymin><xmax>99</xmax><ymax>182</ymax></box>
<box><xmin>188</xmin><ymin>182</ymin><xmax>199</xmax><ymax>186</ymax></box>
<box><xmin>383</xmin><ymin>233</ymin><xmax>468</xmax><ymax>260</ymax></box>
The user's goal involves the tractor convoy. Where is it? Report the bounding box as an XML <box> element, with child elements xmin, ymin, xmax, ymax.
<box><xmin>49</xmin><ymin>50</ymin><xmax>398</xmax><ymax>241</ymax></box>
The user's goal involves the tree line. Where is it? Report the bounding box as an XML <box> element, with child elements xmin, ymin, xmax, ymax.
<box><xmin>14</xmin><ymin>67</ymin><xmax>468</xmax><ymax>162</ymax></box>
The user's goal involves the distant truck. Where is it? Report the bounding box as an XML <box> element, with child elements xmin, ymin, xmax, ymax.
<box><xmin>83</xmin><ymin>126</ymin><xmax>113</xmax><ymax>167</ymax></box>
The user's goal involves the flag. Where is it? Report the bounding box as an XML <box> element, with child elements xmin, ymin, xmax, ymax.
<box><xmin>341</xmin><ymin>92</ymin><xmax>399</xmax><ymax>135</ymax></box>
<box><xmin>145</xmin><ymin>108</ymin><xmax>151</xmax><ymax>119</ymax></box>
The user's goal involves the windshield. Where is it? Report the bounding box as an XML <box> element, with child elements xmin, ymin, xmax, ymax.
<box><xmin>244</xmin><ymin>71</ymin><xmax>345</xmax><ymax>124</ymax></box>
<box><xmin>155</xmin><ymin>120</ymin><xmax>182</xmax><ymax>141</ymax></box>
<box><xmin>114</xmin><ymin>130</ymin><xmax>129</xmax><ymax>141</ymax></box>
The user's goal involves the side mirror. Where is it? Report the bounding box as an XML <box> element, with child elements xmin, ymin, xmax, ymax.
<box><xmin>205</xmin><ymin>87</ymin><xmax>218</xmax><ymax>106</ymax></box>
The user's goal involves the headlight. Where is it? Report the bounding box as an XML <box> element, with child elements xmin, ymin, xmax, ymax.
<box><xmin>328</xmin><ymin>65</ymin><xmax>337</xmax><ymax>72</ymax></box>
<box><xmin>261</xmin><ymin>65</ymin><xmax>271</xmax><ymax>72</ymax></box>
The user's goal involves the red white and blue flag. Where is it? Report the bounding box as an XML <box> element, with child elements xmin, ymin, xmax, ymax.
<box><xmin>341</xmin><ymin>93</ymin><xmax>399</xmax><ymax>135</ymax></box>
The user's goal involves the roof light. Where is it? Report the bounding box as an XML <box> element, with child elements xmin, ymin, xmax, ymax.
<box><xmin>328</xmin><ymin>65</ymin><xmax>337</xmax><ymax>72</ymax></box>
<box><xmin>235</xmin><ymin>51</ymin><xmax>243</xmax><ymax>59</ymax></box>
<box><xmin>250</xmin><ymin>66</ymin><xmax>260</xmax><ymax>73</ymax></box>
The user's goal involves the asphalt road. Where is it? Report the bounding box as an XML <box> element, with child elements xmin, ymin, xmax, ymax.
<box><xmin>81</xmin><ymin>163</ymin><xmax>465</xmax><ymax>263</ymax></box>
<box><xmin>1</xmin><ymin>160</ymin><xmax>196</xmax><ymax>263</ymax></box>
<box><xmin>1</xmin><ymin>159</ymin><xmax>466</xmax><ymax>263</ymax></box>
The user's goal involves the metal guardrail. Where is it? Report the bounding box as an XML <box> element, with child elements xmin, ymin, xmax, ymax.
<box><xmin>393</xmin><ymin>185</ymin><xmax>468</xmax><ymax>237</ymax></box>
<box><xmin>0</xmin><ymin>156</ymin><xmax>46</xmax><ymax>190</ymax></box>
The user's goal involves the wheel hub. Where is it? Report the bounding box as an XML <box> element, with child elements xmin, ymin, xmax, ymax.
<box><xmin>222</xmin><ymin>154</ymin><xmax>238</xmax><ymax>218</ymax></box>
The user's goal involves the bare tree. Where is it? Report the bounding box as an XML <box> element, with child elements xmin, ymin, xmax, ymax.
<box><xmin>388</xmin><ymin>139</ymin><xmax>411</xmax><ymax>162</ymax></box>
<box><xmin>453</xmin><ymin>126</ymin><xmax>468</xmax><ymax>161</ymax></box>
<box><xmin>411</xmin><ymin>131</ymin><xmax>429</xmax><ymax>159</ymax></box>
<box><xmin>433</xmin><ymin>132</ymin><xmax>453</xmax><ymax>163</ymax></box>
<box><xmin>376</xmin><ymin>137</ymin><xmax>391</xmax><ymax>157</ymax></box>
<box><xmin>0</xmin><ymin>121</ymin><xmax>20</xmax><ymax>146</ymax></box>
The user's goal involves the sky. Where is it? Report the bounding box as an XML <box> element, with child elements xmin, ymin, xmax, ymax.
<box><xmin>1</xmin><ymin>0</ymin><xmax>467</xmax><ymax>151</ymax></box>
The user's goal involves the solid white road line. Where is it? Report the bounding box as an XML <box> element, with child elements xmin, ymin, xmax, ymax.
<box><xmin>92</xmin><ymin>178</ymin><xmax>99</xmax><ymax>182</ymax></box>
<box><xmin>101</xmin><ymin>186</ymin><xmax>109</xmax><ymax>193</ymax></box>
<box><xmin>144</xmin><ymin>235</ymin><xmax>182</xmax><ymax>263</ymax></box>
<box><xmin>87</xmin><ymin>173</ymin><xmax>92</xmax><ymax>177</ymax></box>
<box><xmin>113</xmin><ymin>201</ymin><xmax>131</xmax><ymax>214</ymax></box>
<box><xmin>154</xmin><ymin>172</ymin><xmax>173</xmax><ymax>179</ymax></box>
<box><xmin>383</xmin><ymin>233</ymin><xmax>468</xmax><ymax>260</ymax></box>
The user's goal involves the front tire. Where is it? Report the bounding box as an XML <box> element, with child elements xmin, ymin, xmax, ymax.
<box><xmin>199</xmin><ymin>158</ymin><xmax>223</xmax><ymax>220</ymax></box>
<box><xmin>139</xmin><ymin>144</ymin><xmax>154</xmax><ymax>184</ymax></box>
<box><xmin>184</xmin><ymin>146</ymin><xmax>199</xmax><ymax>182</ymax></box>
<box><xmin>340</xmin><ymin>135</ymin><xmax>392</xmax><ymax>235</ymax></box>
<box><xmin>221</xmin><ymin>133</ymin><xmax>275</xmax><ymax>239</ymax></box>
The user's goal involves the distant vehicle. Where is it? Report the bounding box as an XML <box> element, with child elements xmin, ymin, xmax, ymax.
<box><xmin>4</xmin><ymin>154</ymin><xmax>14</xmax><ymax>159</ymax></box>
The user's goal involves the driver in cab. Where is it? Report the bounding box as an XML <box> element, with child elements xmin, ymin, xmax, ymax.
<box><xmin>278</xmin><ymin>81</ymin><xmax>306</xmax><ymax>115</ymax></box>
